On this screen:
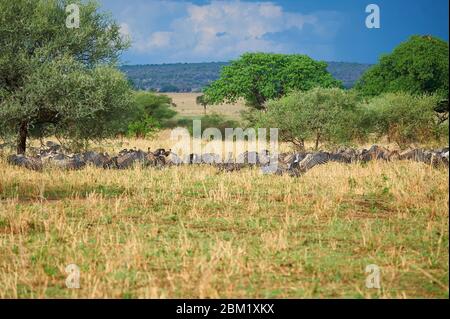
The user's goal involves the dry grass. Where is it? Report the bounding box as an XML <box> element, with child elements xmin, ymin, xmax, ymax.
<box><xmin>44</xmin><ymin>133</ymin><xmax>294</xmax><ymax>158</ymax></box>
<box><xmin>161</xmin><ymin>92</ymin><xmax>246</xmax><ymax>120</ymax></box>
<box><xmin>0</xmin><ymin>139</ymin><xmax>448</xmax><ymax>298</ymax></box>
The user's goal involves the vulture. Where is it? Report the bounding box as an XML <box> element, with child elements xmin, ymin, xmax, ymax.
<box><xmin>82</xmin><ymin>151</ymin><xmax>111</xmax><ymax>168</ymax></box>
<box><xmin>201</xmin><ymin>153</ymin><xmax>222</xmax><ymax>165</ymax></box>
<box><xmin>7</xmin><ymin>154</ymin><xmax>43</xmax><ymax>171</ymax></box>
<box><xmin>4</xmin><ymin>141</ymin><xmax>448</xmax><ymax>174</ymax></box>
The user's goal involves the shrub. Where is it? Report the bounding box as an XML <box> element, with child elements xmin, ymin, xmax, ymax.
<box><xmin>133</xmin><ymin>91</ymin><xmax>177</xmax><ymax>126</ymax></box>
<box><xmin>168</xmin><ymin>114</ymin><xmax>240</xmax><ymax>138</ymax></box>
<box><xmin>258</xmin><ymin>88</ymin><xmax>364</xmax><ymax>150</ymax></box>
<box><xmin>364</xmin><ymin>92</ymin><xmax>447</xmax><ymax>147</ymax></box>
<box><xmin>127</xmin><ymin>116</ymin><xmax>160</xmax><ymax>138</ymax></box>
<box><xmin>124</xmin><ymin>91</ymin><xmax>177</xmax><ymax>138</ymax></box>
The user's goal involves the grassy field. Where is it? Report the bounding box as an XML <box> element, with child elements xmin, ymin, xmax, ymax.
<box><xmin>162</xmin><ymin>92</ymin><xmax>246</xmax><ymax>120</ymax></box>
<box><xmin>0</xmin><ymin>143</ymin><xmax>448</xmax><ymax>298</ymax></box>
<box><xmin>0</xmin><ymin>97</ymin><xmax>448</xmax><ymax>299</ymax></box>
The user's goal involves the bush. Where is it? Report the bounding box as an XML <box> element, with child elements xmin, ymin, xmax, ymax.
<box><xmin>124</xmin><ymin>91</ymin><xmax>177</xmax><ymax>138</ymax></box>
<box><xmin>127</xmin><ymin>116</ymin><xmax>160</xmax><ymax>138</ymax></box>
<box><xmin>363</xmin><ymin>92</ymin><xmax>447</xmax><ymax>147</ymax></box>
<box><xmin>258</xmin><ymin>88</ymin><xmax>364</xmax><ymax>150</ymax></box>
<box><xmin>198</xmin><ymin>114</ymin><xmax>240</xmax><ymax>137</ymax></box>
<box><xmin>133</xmin><ymin>91</ymin><xmax>177</xmax><ymax>125</ymax></box>
<box><xmin>168</xmin><ymin>114</ymin><xmax>240</xmax><ymax>138</ymax></box>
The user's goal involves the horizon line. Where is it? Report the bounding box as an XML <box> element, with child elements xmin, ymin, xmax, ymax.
<box><xmin>120</xmin><ymin>60</ymin><xmax>375</xmax><ymax>67</ymax></box>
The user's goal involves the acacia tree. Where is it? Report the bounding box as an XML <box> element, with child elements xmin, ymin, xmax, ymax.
<box><xmin>355</xmin><ymin>35</ymin><xmax>449</xmax><ymax>98</ymax></box>
<box><xmin>257</xmin><ymin>88</ymin><xmax>362</xmax><ymax>150</ymax></box>
<box><xmin>0</xmin><ymin>0</ymin><xmax>131</xmax><ymax>153</ymax></box>
<box><xmin>196</xmin><ymin>95</ymin><xmax>208</xmax><ymax>114</ymax></box>
<box><xmin>203</xmin><ymin>53</ymin><xmax>342</xmax><ymax>110</ymax></box>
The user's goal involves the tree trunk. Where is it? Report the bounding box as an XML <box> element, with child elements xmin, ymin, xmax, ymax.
<box><xmin>251</xmin><ymin>88</ymin><xmax>266</xmax><ymax>110</ymax></box>
<box><xmin>315</xmin><ymin>133</ymin><xmax>321</xmax><ymax>151</ymax></box>
<box><xmin>17</xmin><ymin>121</ymin><xmax>28</xmax><ymax>154</ymax></box>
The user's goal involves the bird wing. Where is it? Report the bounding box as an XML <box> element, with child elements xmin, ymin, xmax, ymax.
<box><xmin>299</xmin><ymin>153</ymin><xmax>329</xmax><ymax>172</ymax></box>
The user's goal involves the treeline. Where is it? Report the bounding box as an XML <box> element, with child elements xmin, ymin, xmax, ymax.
<box><xmin>257</xmin><ymin>89</ymin><xmax>447</xmax><ymax>150</ymax></box>
<box><xmin>136</xmin><ymin>35</ymin><xmax>448</xmax><ymax>150</ymax></box>
<box><xmin>121</xmin><ymin>61</ymin><xmax>372</xmax><ymax>92</ymax></box>
<box><xmin>121</xmin><ymin>62</ymin><xmax>228</xmax><ymax>92</ymax></box>
<box><xmin>203</xmin><ymin>35</ymin><xmax>449</xmax><ymax>150</ymax></box>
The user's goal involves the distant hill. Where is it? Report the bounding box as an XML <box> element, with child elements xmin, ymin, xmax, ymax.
<box><xmin>121</xmin><ymin>61</ymin><xmax>372</xmax><ymax>92</ymax></box>
<box><xmin>326</xmin><ymin>62</ymin><xmax>373</xmax><ymax>89</ymax></box>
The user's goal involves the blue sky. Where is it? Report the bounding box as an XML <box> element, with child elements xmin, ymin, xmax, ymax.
<box><xmin>99</xmin><ymin>0</ymin><xmax>449</xmax><ymax>65</ymax></box>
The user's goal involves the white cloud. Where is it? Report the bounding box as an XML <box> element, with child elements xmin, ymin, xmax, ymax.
<box><xmin>116</xmin><ymin>0</ymin><xmax>340</xmax><ymax>62</ymax></box>
<box><xmin>119</xmin><ymin>23</ymin><xmax>132</xmax><ymax>43</ymax></box>
<box><xmin>147</xmin><ymin>31</ymin><xmax>173</xmax><ymax>49</ymax></box>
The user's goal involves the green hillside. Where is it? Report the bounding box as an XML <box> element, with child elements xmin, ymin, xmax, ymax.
<box><xmin>121</xmin><ymin>61</ymin><xmax>371</xmax><ymax>92</ymax></box>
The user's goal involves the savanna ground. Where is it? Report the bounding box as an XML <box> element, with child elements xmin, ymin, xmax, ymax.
<box><xmin>163</xmin><ymin>92</ymin><xmax>246</xmax><ymax>120</ymax></box>
<box><xmin>0</xmin><ymin>94</ymin><xmax>448</xmax><ymax>298</ymax></box>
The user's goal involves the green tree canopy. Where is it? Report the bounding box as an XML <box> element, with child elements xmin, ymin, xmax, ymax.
<box><xmin>204</xmin><ymin>53</ymin><xmax>342</xmax><ymax>110</ymax></box>
<box><xmin>363</xmin><ymin>92</ymin><xmax>446</xmax><ymax>147</ymax></box>
<box><xmin>0</xmin><ymin>0</ymin><xmax>131</xmax><ymax>153</ymax></box>
<box><xmin>355</xmin><ymin>35</ymin><xmax>449</xmax><ymax>98</ymax></box>
<box><xmin>123</xmin><ymin>91</ymin><xmax>177</xmax><ymax>138</ymax></box>
<box><xmin>257</xmin><ymin>88</ymin><xmax>362</xmax><ymax>150</ymax></box>
<box><xmin>196</xmin><ymin>94</ymin><xmax>208</xmax><ymax>114</ymax></box>
<box><xmin>133</xmin><ymin>91</ymin><xmax>177</xmax><ymax>123</ymax></box>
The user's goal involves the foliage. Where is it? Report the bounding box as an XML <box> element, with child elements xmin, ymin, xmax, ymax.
<box><xmin>257</xmin><ymin>88</ymin><xmax>363</xmax><ymax>150</ymax></box>
<box><xmin>127</xmin><ymin>116</ymin><xmax>160</xmax><ymax>139</ymax></box>
<box><xmin>121</xmin><ymin>61</ymin><xmax>371</xmax><ymax>92</ymax></box>
<box><xmin>363</xmin><ymin>92</ymin><xmax>448</xmax><ymax>147</ymax></box>
<box><xmin>258</xmin><ymin>89</ymin><xmax>447</xmax><ymax>150</ymax></box>
<box><xmin>172</xmin><ymin>114</ymin><xmax>240</xmax><ymax>138</ymax></box>
<box><xmin>434</xmin><ymin>98</ymin><xmax>449</xmax><ymax>126</ymax></box>
<box><xmin>132</xmin><ymin>91</ymin><xmax>177</xmax><ymax>124</ymax></box>
<box><xmin>355</xmin><ymin>35</ymin><xmax>449</xmax><ymax>98</ymax></box>
<box><xmin>203</xmin><ymin>53</ymin><xmax>342</xmax><ymax>110</ymax></box>
<box><xmin>123</xmin><ymin>91</ymin><xmax>177</xmax><ymax>138</ymax></box>
<box><xmin>196</xmin><ymin>95</ymin><xmax>208</xmax><ymax>114</ymax></box>
<box><xmin>0</xmin><ymin>0</ymin><xmax>131</xmax><ymax>153</ymax></box>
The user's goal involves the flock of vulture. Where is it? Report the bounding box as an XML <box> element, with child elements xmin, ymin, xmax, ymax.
<box><xmin>2</xmin><ymin>141</ymin><xmax>449</xmax><ymax>177</ymax></box>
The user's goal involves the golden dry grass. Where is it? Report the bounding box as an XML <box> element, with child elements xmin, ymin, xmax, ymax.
<box><xmin>41</xmin><ymin>133</ymin><xmax>294</xmax><ymax>158</ymax></box>
<box><xmin>161</xmin><ymin>92</ymin><xmax>246</xmax><ymax>120</ymax></box>
<box><xmin>0</xmin><ymin>141</ymin><xmax>448</xmax><ymax>298</ymax></box>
